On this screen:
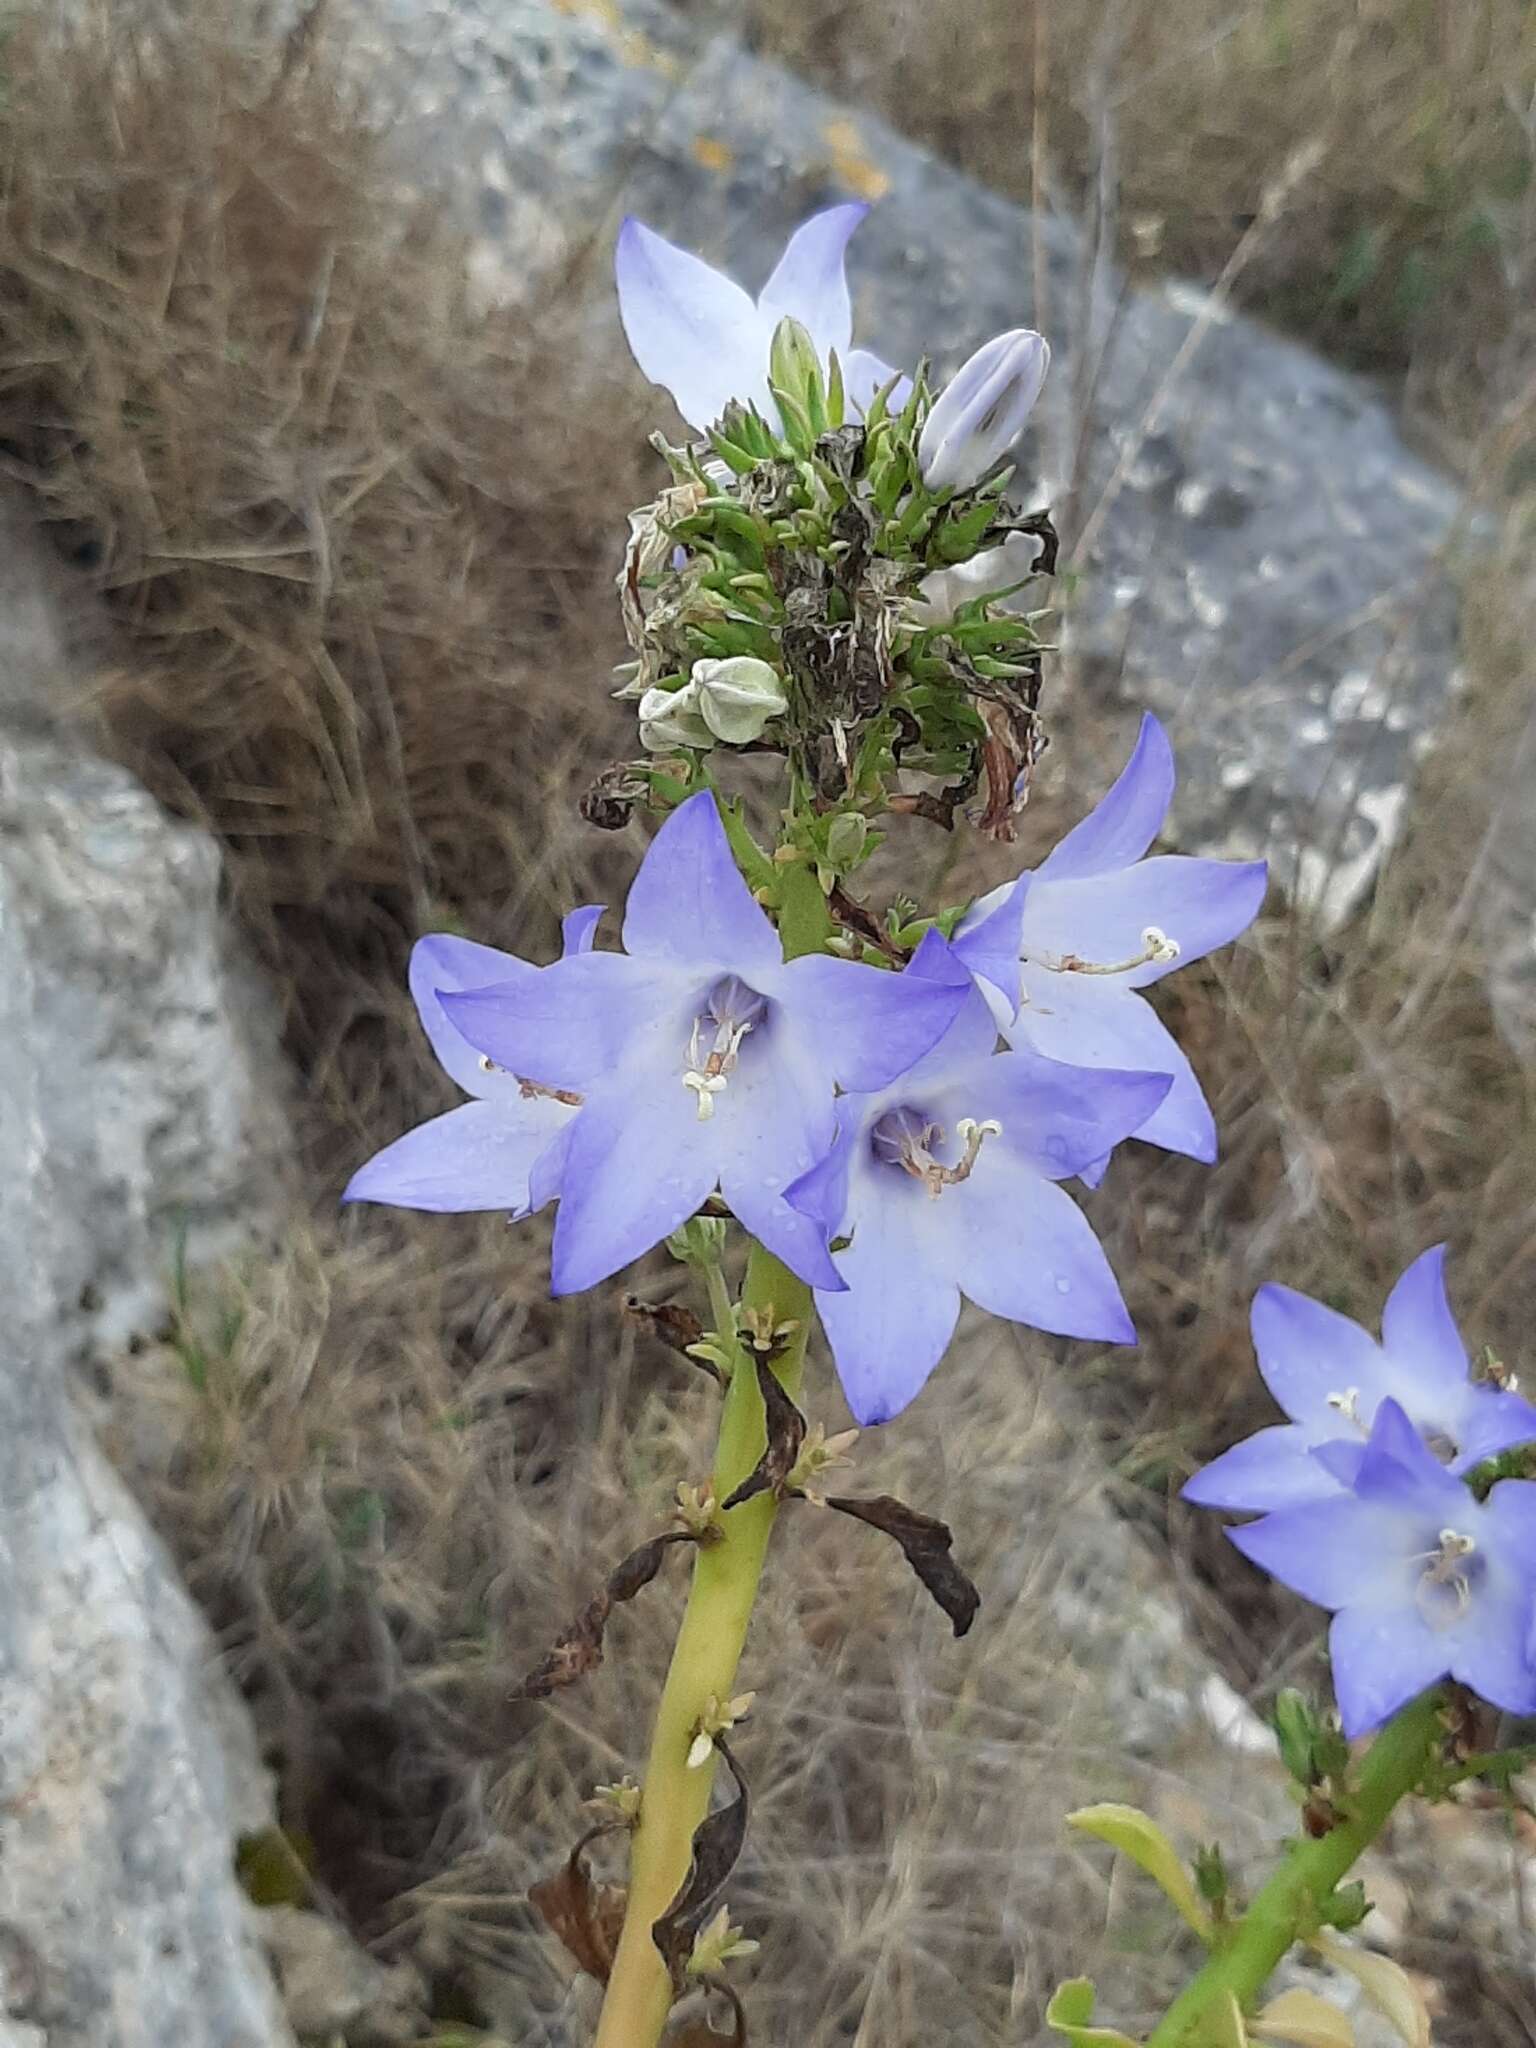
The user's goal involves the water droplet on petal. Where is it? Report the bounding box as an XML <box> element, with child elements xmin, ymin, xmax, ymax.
<box><xmin>1054</xmin><ymin>1276</ymin><xmax>1071</xmax><ymax>1295</ymax></box>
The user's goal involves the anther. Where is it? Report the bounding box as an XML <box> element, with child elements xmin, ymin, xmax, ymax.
<box><xmin>681</xmin><ymin>977</ymin><xmax>767</xmax><ymax>1119</ymax></box>
<box><xmin>873</xmin><ymin>1107</ymin><xmax>1002</xmax><ymax>1198</ymax></box>
<box><xmin>1049</xmin><ymin>926</ymin><xmax>1181</xmax><ymax>976</ymax></box>
<box><xmin>1415</xmin><ymin>1527</ymin><xmax>1478</xmax><ymax>1624</ymax></box>
<box><xmin>1325</xmin><ymin>1388</ymin><xmax>1366</xmax><ymax>1432</ymax></box>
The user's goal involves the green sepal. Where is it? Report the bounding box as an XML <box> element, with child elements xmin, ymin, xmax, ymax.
<box><xmin>1045</xmin><ymin>1980</ymin><xmax>1143</xmax><ymax>2048</ymax></box>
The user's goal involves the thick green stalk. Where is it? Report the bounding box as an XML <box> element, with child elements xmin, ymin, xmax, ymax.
<box><xmin>592</xmin><ymin>1245</ymin><xmax>812</xmax><ymax>2048</ymax></box>
<box><xmin>1144</xmin><ymin>1689</ymin><xmax>1445</xmax><ymax>2047</ymax></box>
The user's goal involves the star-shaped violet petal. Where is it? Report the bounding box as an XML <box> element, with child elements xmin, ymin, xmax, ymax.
<box><xmin>1229</xmin><ymin>1398</ymin><xmax>1536</xmax><ymax>1738</ymax></box>
<box><xmin>439</xmin><ymin>792</ymin><xmax>968</xmax><ymax>1298</ymax></box>
<box><xmin>785</xmin><ymin>934</ymin><xmax>1172</xmax><ymax>1425</ymax></box>
<box><xmin>1183</xmin><ymin>1247</ymin><xmax>1536</xmax><ymax>1513</ymax></box>
<box><xmin>953</xmin><ymin>714</ymin><xmax>1267</xmax><ymax>1173</ymax></box>
<box><xmin>614</xmin><ymin>206</ymin><xmax>909</xmax><ymax>434</ymax></box>
<box><xmin>342</xmin><ymin>905</ymin><xmax>603</xmax><ymax>1216</ymax></box>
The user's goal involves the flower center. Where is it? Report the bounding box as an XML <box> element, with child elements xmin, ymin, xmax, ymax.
<box><xmin>1325</xmin><ymin>1387</ymin><xmax>1368</xmax><ymax>1434</ymax></box>
<box><xmin>870</xmin><ymin>1104</ymin><xmax>1002</xmax><ymax>1199</ymax></box>
<box><xmin>1043</xmin><ymin>926</ymin><xmax>1181</xmax><ymax>976</ymax></box>
<box><xmin>682</xmin><ymin>974</ymin><xmax>768</xmax><ymax>1121</ymax></box>
<box><xmin>1413</xmin><ymin>1526</ymin><xmax>1480</xmax><ymax>1629</ymax></box>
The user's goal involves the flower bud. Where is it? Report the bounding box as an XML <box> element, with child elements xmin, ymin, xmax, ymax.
<box><xmin>910</xmin><ymin>530</ymin><xmax>1042</xmax><ymax>626</ymax></box>
<box><xmin>768</xmin><ymin>315</ymin><xmax>826</xmax><ymax>441</ymax></box>
<box><xmin>691</xmin><ymin>656</ymin><xmax>789</xmax><ymax>743</ymax></box>
<box><xmin>825</xmin><ymin>812</ymin><xmax>869</xmax><ymax>868</ymax></box>
<box><xmin>918</xmin><ymin>328</ymin><xmax>1049</xmax><ymax>495</ymax></box>
<box><xmin>638</xmin><ymin>679</ymin><xmax>714</xmax><ymax>752</ymax></box>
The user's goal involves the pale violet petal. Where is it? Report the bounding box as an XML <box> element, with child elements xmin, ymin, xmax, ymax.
<box><xmin>621</xmin><ymin>790</ymin><xmax>783</xmax><ymax>979</ymax></box>
<box><xmin>1022</xmin><ymin>856</ymin><xmax>1268</xmax><ymax>989</ymax></box>
<box><xmin>1182</xmin><ymin>1425</ymin><xmax>1347</xmax><ymax>1512</ymax></box>
<box><xmin>443</xmin><ymin>952</ymin><xmax>688</xmax><ymax>1093</ymax></box>
<box><xmin>1037</xmin><ymin>714</ymin><xmax>1175</xmax><ymax>882</ymax></box>
<box><xmin>615</xmin><ymin>216</ymin><xmax>771</xmax><ymax>430</ymax></box>
<box><xmin>781</xmin><ymin>951</ymin><xmax>968</xmax><ymax>1093</ymax></box>
<box><xmin>757</xmin><ymin>202</ymin><xmax>867</xmax><ymax>361</ymax></box>
<box><xmin>1328</xmin><ymin>1608</ymin><xmax>1450</xmax><ymax>1740</ymax></box>
<box><xmin>815</xmin><ymin>1165</ymin><xmax>963</xmax><ymax>1424</ymax></box>
<box><xmin>1249</xmin><ymin>1283</ymin><xmax>1388</xmax><ymax>1433</ymax></box>
<box><xmin>1378</xmin><ymin>1244</ymin><xmax>1469</xmax><ymax>1398</ymax></box>
<box><xmin>409</xmin><ymin>933</ymin><xmax>540</xmax><ymax>1100</ymax></box>
<box><xmin>550</xmin><ymin>1078</ymin><xmax>716</xmax><ymax>1295</ymax></box>
<box><xmin>843</xmin><ymin>346</ymin><xmax>913</xmax><ymax>416</ymax></box>
<box><xmin>938</xmin><ymin>1152</ymin><xmax>1135</xmax><ymax>1343</ymax></box>
<box><xmin>1007</xmin><ymin>970</ymin><xmax>1217</xmax><ymax>1163</ymax></box>
<box><xmin>342</xmin><ymin>1098</ymin><xmax>571</xmax><ymax>1215</ymax></box>
<box><xmin>561</xmin><ymin>905</ymin><xmax>605</xmax><ymax>957</ymax></box>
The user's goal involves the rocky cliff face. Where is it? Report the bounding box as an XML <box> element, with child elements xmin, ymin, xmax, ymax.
<box><xmin>0</xmin><ymin>497</ymin><xmax>296</xmax><ymax>2048</ymax></box>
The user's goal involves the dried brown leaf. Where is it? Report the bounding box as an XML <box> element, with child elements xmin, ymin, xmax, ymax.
<box><xmin>528</xmin><ymin>1823</ymin><xmax>628</xmax><ymax>1986</ymax></box>
<box><xmin>623</xmin><ymin>1294</ymin><xmax>710</xmax><ymax>1368</ymax></box>
<box><xmin>667</xmin><ymin>1981</ymin><xmax>748</xmax><ymax>2047</ymax></box>
<box><xmin>720</xmin><ymin>1357</ymin><xmax>807</xmax><ymax>1511</ymax></box>
<box><xmin>652</xmin><ymin>1737</ymin><xmax>751</xmax><ymax>1988</ymax></box>
<box><xmin>827</xmin><ymin>1493</ymin><xmax>980</xmax><ymax>1636</ymax></box>
<box><xmin>514</xmin><ymin>1530</ymin><xmax>695</xmax><ymax>1699</ymax></box>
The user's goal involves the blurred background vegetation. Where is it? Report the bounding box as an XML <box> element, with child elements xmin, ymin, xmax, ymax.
<box><xmin>1</xmin><ymin>1</ymin><xmax>1533</xmax><ymax>2041</ymax></box>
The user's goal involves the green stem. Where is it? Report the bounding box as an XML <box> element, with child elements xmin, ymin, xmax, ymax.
<box><xmin>1144</xmin><ymin>1689</ymin><xmax>1445</xmax><ymax>2047</ymax></box>
<box><xmin>592</xmin><ymin>1245</ymin><xmax>812</xmax><ymax>2048</ymax></box>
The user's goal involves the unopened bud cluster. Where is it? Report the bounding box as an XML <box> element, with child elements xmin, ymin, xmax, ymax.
<box><xmin>600</xmin><ymin>319</ymin><xmax>1056</xmax><ymax>856</ymax></box>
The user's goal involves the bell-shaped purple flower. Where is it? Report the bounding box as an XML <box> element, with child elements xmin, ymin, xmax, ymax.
<box><xmin>343</xmin><ymin>908</ymin><xmax>603</xmax><ymax>1216</ymax></box>
<box><xmin>614</xmin><ymin>206</ymin><xmax>907</xmax><ymax>433</ymax></box>
<box><xmin>439</xmin><ymin>793</ymin><xmax>967</xmax><ymax>1297</ymax></box>
<box><xmin>954</xmin><ymin>714</ymin><xmax>1267</xmax><ymax>1172</ymax></box>
<box><xmin>1228</xmin><ymin>1398</ymin><xmax>1536</xmax><ymax>1737</ymax></box>
<box><xmin>918</xmin><ymin>328</ymin><xmax>1050</xmax><ymax>495</ymax></box>
<box><xmin>1184</xmin><ymin>1247</ymin><xmax>1536</xmax><ymax>1514</ymax></box>
<box><xmin>785</xmin><ymin>936</ymin><xmax>1172</xmax><ymax>1425</ymax></box>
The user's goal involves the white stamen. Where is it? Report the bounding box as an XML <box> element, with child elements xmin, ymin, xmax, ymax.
<box><xmin>1414</xmin><ymin>1527</ymin><xmax>1477</xmax><ymax>1625</ymax></box>
<box><xmin>881</xmin><ymin>1113</ymin><xmax>1003</xmax><ymax>1198</ymax></box>
<box><xmin>1141</xmin><ymin>925</ymin><xmax>1181</xmax><ymax>964</ymax></box>
<box><xmin>1045</xmin><ymin>926</ymin><xmax>1181</xmax><ymax>977</ymax></box>
<box><xmin>1325</xmin><ymin>1388</ymin><xmax>1366</xmax><ymax>1432</ymax></box>
<box><xmin>684</xmin><ymin>1071</ymin><xmax>728</xmax><ymax>1120</ymax></box>
<box><xmin>680</xmin><ymin>993</ymin><xmax>760</xmax><ymax>1120</ymax></box>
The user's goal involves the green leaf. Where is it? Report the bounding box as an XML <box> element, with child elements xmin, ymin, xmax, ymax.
<box><xmin>1045</xmin><ymin>1979</ymin><xmax>1143</xmax><ymax>2047</ymax></box>
<box><xmin>1066</xmin><ymin>1804</ymin><xmax>1214</xmax><ymax>1941</ymax></box>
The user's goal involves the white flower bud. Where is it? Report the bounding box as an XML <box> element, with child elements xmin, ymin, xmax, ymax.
<box><xmin>909</xmin><ymin>530</ymin><xmax>1043</xmax><ymax>626</ymax></box>
<box><xmin>638</xmin><ymin>679</ymin><xmax>714</xmax><ymax>752</ymax></box>
<box><xmin>691</xmin><ymin>656</ymin><xmax>789</xmax><ymax>743</ymax></box>
<box><xmin>918</xmin><ymin>328</ymin><xmax>1049</xmax><ymax>495</ymax></box>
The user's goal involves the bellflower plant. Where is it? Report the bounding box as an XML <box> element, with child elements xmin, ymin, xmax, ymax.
<box><xmin>1229</xmin><ymin>1399</ymin><xmax>1536</xmax><ymax>1738</ymax></box>
<box><xmin>788</xmin><ymin>934</ymin><xmax>1170</xmax><ymax>1423</ymax></box>
<box><xmin>1147</xmin><ymin>1264</ymin><xmax>1536</xmax><ymax>2048</ymax></box>
<box><xmin>438</xmin><ymin>790</ymin><xmax>966</xmax><ymax>1295</ymax></box>
<box><xmin>348</xmin><ymin>199</ymin><xmax>1532</xmax><ymax>2048</ymax></box>
<box><xmin>1184</xmin><ymin>1246</ymin><xmax>1536</xmax><ymax>1512</ymax></box>
<box><xmin>956</xmin><ymin>713</ymin><xmax>1267</xmax><ymax>1169</ymax></box>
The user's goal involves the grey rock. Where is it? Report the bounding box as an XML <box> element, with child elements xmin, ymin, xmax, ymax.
<box><xmin>0</xmin><ymin>731</ymin><xmax>289</xmax><ymax>1372</ymax></box>
<box><xmin>0</xmin><ymin>510</ymin><xmax>296</xmax><ymax>2045</ymax></box>
<box><xmin>257</xmin><ymin>1907</ymin><xmax>428</xmax><ymax>2043</ymax></box>
<box><xmin>1475</xmin><ymin>578</ymin><xmax>1536</xmax><ymax>1061</ymax></box>
<box><xmin>358</xmin><ymin>0</ymin><xmax>1461</xmax><ymax>922</ymax></box>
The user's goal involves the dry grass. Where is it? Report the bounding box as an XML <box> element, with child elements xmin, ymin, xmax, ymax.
<box><xmin>2</xmin><ymin>1</ymin><xmax>1535</xmax><ymax>2042</ymax></box>
<box><xmin>751</xmin><ymin>0</ymin><xmax>1536</xmax><ymax>450</ymax></box>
